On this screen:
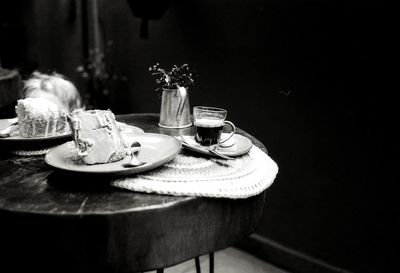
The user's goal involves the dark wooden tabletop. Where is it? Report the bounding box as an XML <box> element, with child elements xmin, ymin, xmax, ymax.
<box><xmin>0</xmin><ymin>113</ymin><xmax>268</xmax><ymax>273</ymax></box>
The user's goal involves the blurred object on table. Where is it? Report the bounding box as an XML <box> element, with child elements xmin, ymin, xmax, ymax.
<box><xmin>22</xmin><ymin>71</ymin><xmax>82</xmax><ymax>113</ymax></box>
<box><xmin>0</xmin><ymin>67</ymin><xmax>21</xmax><ymax>118</ymax></box>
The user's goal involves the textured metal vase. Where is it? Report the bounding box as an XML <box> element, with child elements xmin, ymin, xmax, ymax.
<box><xmin>159</xmin><ymin>87</ymin><xmax>192</xmax><ymax>128</ymax></box>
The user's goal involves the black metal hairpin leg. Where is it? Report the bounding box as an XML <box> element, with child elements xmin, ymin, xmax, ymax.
<box><xmin>156</xmin><ymin>269</ymin><xmax>164</xmax><ymax>273</ymax></box>
<box><xmin>195</xmin><ymin>256</ymin><xmax>201</xmax><ymax>273</ymax></box>
<box><xmin>209</xmin><ymin>252</ymin><xmax>214</xmax><ymax>273</ymax></box>
<box><xmin>194</xmin><ymin>253</ymin><xmax>214</xmax><ymax>273</ymax></box>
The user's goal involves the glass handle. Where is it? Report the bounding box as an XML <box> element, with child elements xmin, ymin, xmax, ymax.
<box><xmin>219</xmin><ymin>120</ymin><xmax>236</xmax><ymax>144</ymax></box>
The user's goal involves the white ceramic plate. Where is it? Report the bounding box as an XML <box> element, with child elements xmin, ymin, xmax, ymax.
<box><xmin>179</xmin><ymin>133</ymin><xmax>253</xmax><ymax>157</ymax></box>
<box><xmin>0</xmin><ymin>119</ymin><xmax>143</xmax><ymax>143</ymax></box>
<box><xmin>116</xmin><ymin>121</ymin><xmax>144</xmax><ymax>134</ymax></box>
<box><xmin>45</xmin><ymin>133</ymin><xmax>181</xmax><ymax>175</ymax></box>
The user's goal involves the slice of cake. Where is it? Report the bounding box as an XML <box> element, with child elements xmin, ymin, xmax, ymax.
<box><xmin>16</xmin><ymin>98</ymin><xmax>69</xmax><ymax>138</ymax></box>
<box><xmin>68</xmin><ymin>109</ymin><xmax>127</xmax><ymax>165</ymax></box>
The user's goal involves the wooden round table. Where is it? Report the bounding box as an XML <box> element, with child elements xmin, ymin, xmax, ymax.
<box><xmin>0</xmin><ymin>113</ymin><xmax>267</xmax><ymax>273</ymax></box>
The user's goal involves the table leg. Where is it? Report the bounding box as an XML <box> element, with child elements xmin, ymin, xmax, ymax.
<box><xmin>156</xmin><ymin>269</ymin><xmax>164</xmax><ymax>273</ymax></box>
<box><xmin>209</xmin><ymin>252</ymin><xmax>214</xmax><ymax>273</ymax></box>
<box><xmin>195</xmin><ymin>256</ymin><xmax>201</xmax><ymax>273</ymax></box>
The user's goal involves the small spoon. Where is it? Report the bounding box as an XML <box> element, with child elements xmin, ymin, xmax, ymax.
<box><xmin>122</xmin><ymin>140</ymin><xmax>145</xmax><ymax>168</ymax></box>
<box><xmin>0</xmin><ymin>121</ymin><xmax>18</xmax><ymax>138</ymax></box>
<box><xmin>179</xmin><ymin>135</ymin><xmax>234</xmax><ymax>160</ymax></box>
<box><xmin>207</xmin><ymin>146</ymin><xmax>234</xmax><ymax>160</ymax></box>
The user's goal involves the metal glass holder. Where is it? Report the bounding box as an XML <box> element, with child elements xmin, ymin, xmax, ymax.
<box><xmin>159</xmin><ymin>87</ymin><xmax>192</xmax><ymax>128</ymax></box>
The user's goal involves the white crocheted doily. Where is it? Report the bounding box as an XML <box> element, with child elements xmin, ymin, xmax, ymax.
<box><xmin>112</xmin><ymin>146</ymin><xmax>278</xmax><ymax>199</ymax></box>
<box><xmin>11</xmin><ymin>148</ymin><xmax>53</xmax><ymax>156</ymax></box>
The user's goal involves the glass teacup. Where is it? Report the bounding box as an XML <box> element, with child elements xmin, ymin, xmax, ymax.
<box><xmin>193</xmin><ymin>106</ymin><xmax>236</xmax><ymax>147</ymax></box>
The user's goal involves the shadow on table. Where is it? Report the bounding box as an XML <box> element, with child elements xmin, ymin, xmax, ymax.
<box><xmin>46</xmin><ymin>170</ymin><xmax>116</xmax><ymax>193</ymax></box>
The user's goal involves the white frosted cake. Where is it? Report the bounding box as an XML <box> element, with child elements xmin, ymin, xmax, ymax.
<box><xmin>68</xmin><ymin>109</ymin><xmax>127</xmax><ymax>165</ymax></box>
<box><xmin>16</xmin><ymin>98</ymin><xmax>69</xmax><ymax>138</ymax></box>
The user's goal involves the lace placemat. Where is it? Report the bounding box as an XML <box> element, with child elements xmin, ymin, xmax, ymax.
<box><xmin>11</xmin><ymin>148</ymin><xmax>53</xmax><ymax>156</ymax></box>
<box><xmin>112</xmin><ymin>146</ymin><xmax>278</xmax><ymax>199</ymax></box>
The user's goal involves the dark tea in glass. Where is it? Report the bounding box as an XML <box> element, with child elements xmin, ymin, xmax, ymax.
<box><xmin>193</xmin><ymin>106</ymin><xmax>236</xmax><ymax>147</ymax></box>
<box><xmin>194</xmin><ymin>118</ymin><xmax>224</xmax><ymax>146</ymax></box>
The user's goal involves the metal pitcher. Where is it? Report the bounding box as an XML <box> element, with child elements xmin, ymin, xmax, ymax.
<box><xmin>159</xmin><ymin>87</ymin><xmax>192</xmax><ymax>128</ymax></box>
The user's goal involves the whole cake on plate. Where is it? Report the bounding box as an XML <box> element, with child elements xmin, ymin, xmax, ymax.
<box><xmin>68</xmin><ymin>109</ymin><xmax>127</xmax><ymax>165</ymax></box>
<box><xmin>15</xmin><ymin>97</ymin><xmax>69</xmax><ymax>138</ymax></box>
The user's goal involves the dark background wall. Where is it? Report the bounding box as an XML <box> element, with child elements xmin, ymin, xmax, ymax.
<box><xmin>0</xmin><ymin>1</ymin><xmax>395</xmax><ymax>273</ymax></box>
